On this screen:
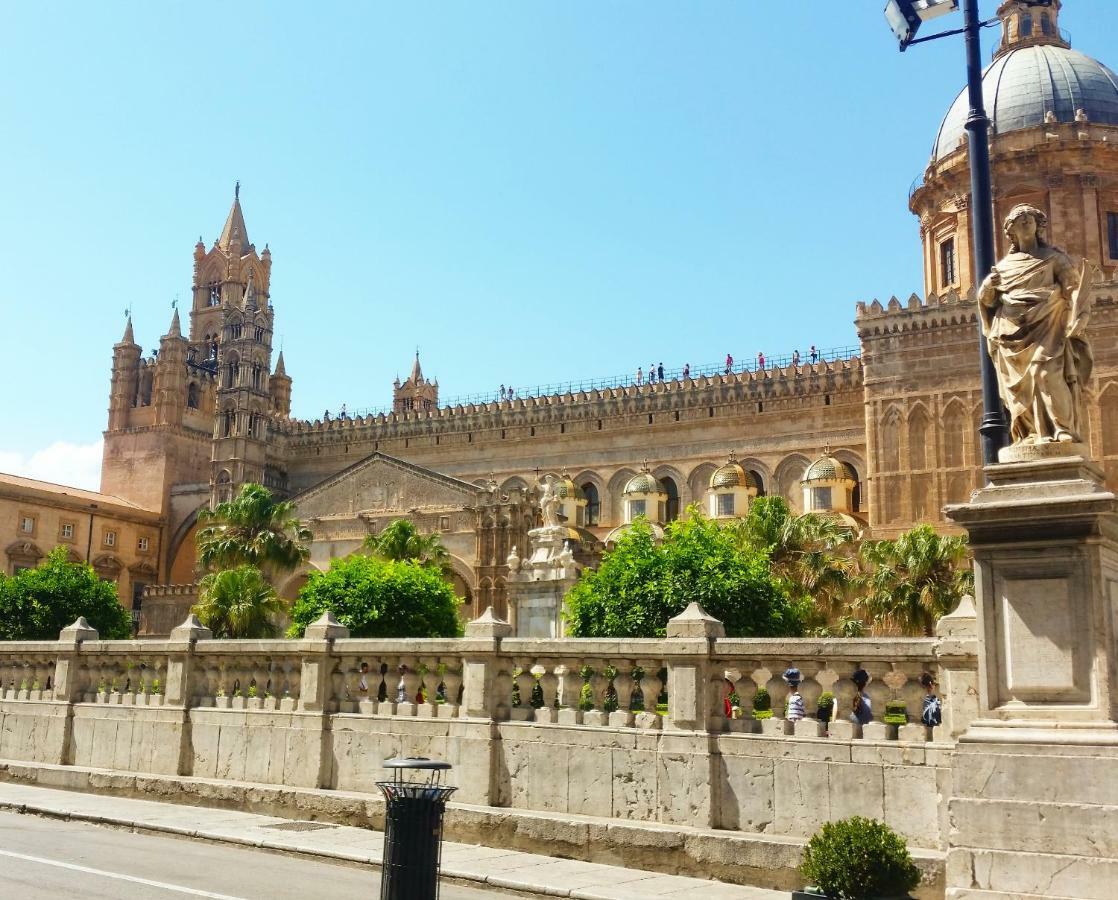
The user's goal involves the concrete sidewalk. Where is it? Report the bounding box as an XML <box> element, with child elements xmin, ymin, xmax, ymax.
<box><xmin>0</xmin><ymin>781</ymin><xmax>786</xmax><ymax>900</ymax></box>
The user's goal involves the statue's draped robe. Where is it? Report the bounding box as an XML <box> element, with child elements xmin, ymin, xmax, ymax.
<box><xmin>981</xmin><ymin>248</ymin><xmax>1092</xmax><ymax>443</ymax></box>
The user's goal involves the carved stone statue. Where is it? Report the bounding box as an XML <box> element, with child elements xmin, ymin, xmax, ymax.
<box><xmin>978</xmin><ymin>204</ymin><xmax>1097</xmax><ymax>448</ymax></box>
<box><xmin>539</xmin><ymin>475</ymin><xmax>561</xmax><ymax>528</ymax></box>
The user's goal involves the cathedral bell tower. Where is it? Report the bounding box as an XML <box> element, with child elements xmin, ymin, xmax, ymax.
<box><xmin>392</xmin><ymin>352</ymin><xmax>438</xmax><ymax>413</ymax></box>
<box><xmin>211</xmin><ymin>267</ymin><xmax>278</xmax><ymax>505</ymax></box>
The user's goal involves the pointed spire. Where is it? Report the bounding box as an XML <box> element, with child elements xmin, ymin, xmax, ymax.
<box><xmin>410</xmin><ymin>350</ymin><xmax>423</xmax><ymax>384</ymax></box>
<box><xmin>275</xmin><ymin>350</ymin><xmax>287</xmax><ymax>377</ymax></box>
<box><xmin>166</xmin><ymin>307</ymin><xmax>182</xmax><ymax>339</ymax></box>
<box><xmin>120</xmin><ymin>316</ymin><xmax>135</xmax><ymax>345</ymax></box>
<box><xmin>244</xmin><ymin>268</ymin><xmax>257</xmax><ymax>310</ymax></box>
<box><xmin>217</xmin><ymin>184</ymin><xmax>250</xmax><ymax>254</ymax></box>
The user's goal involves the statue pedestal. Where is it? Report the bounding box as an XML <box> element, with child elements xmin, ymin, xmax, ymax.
<box><xmin>943</xmin><ymin>454</ymin><xmax>1118</xmax><ymax>898</ymax></box>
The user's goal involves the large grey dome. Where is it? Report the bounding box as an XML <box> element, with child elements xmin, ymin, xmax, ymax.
<box><xmin>934</xmin><ymin>44</ymin><xmax>1118</xmax><ymax>160</ymax></box>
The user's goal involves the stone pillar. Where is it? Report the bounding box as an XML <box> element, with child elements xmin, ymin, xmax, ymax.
<box><xmin>933</xmin><ymin>595</ymin><xmax>979</xmax><ymax>740</ymax></box>
<box><xmin>457</xmin><ymin>607</ymin><xmax>513</xmax><ymax>805</ymax></box>
<box><xmin>658</xmin><ymin>603</ymin><xmax>723</xmax><ymax>830</ymax></box>
<box><xmin>289</xmin><ymin>612</ymin><xmax>349</xmax><ymax>789</ymax></box>
<box><xmin>47</xmin><ymin>618</ymin><xmax>100</xmax><ymax>766</ymax></box>
<box><xmin>166</xmin><ymin>614</ymin><xmax>212</xmax><ymax>776</ymax></box>
<box><xmin>944</xmin><ymin>453</ymin><xmax>1118</xmax><ymax>899</ymax></box>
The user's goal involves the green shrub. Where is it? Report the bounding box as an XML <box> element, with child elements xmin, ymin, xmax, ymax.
<box><xmin>800</xmin><ymin>817</ymin><xmax>920</xmax><ymax>899</ymax></box>
<box><xmin>752</xmin><ymin>687</ymin><xmax>773</xmax><ymax>719</ymax></box>
<box><xmin>884</xmin><ymin>700</ymin><xmax>908</xmax><ymax>726</ymax></box>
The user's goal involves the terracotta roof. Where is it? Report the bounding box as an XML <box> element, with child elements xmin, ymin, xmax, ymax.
<box><xmin>0</xmin><ymin>472</ymin><xmax>157</xmax><ymax>513</ymax></box>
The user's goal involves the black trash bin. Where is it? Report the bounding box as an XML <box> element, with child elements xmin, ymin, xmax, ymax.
<box><xmin>377</xmin><ymin>757</ymin><xmax>456</xmax><ymax>900</ymax></box>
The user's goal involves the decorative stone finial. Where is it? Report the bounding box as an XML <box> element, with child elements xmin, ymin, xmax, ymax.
<box><xmin>464</xmin><ymin>607</ymin><xmax>513</xmax><ymax>639</ymax></box>
<box><xmin>304</xmin><ymin>610</ymin><xmax>350</xmax><ymax>641</ymax></box>
<box><xmin>665</xmin><ymin>602</ymin><xmax>725</xmax><ymax>639</ymax></box>
<box><xmin>170</xmin><ymin>614</ymin><xmax>212</xmax><ymax>642</ymax></box>
<box><xmin>59</xmin><ymin>617</ymin><xmax>98</xmax><ymax>644</ymax></box>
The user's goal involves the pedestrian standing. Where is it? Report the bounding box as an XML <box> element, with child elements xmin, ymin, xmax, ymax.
<box><xmin>500</xmin><ymin>384</ymin><xmax>506</xmax><ymax>399</ymax></box>
<box><xmin>757</xmin><ymin>351</ymin><xmax>765</xmax><ymax>370</ymax></box>
<box><xmin>636</xmin><ymin>367</ymin><xmax>643</xmax><ymax>385</ymax></box>
<box><xmin>783</xmin><ymin>668</ymin><xmax>805</xmax><ymax>721</ymax></box>
<box><xmin>792</xmin><ymin>350</ymin><xmax>800</xmax><ymax>366</ymax></box>
<box><xmin>649</xmin><ymin>362</ymin><xmax>656</xmax><ymax>384</ymax></box>
<box><xmin>810</xmin><ymin>345</ymin><xmax>818</xmax><ymax>364</ymax></box>
<box><xmin>725</xmin><ymin>353</ymin><xmax>733</xmax><ymax>374</ymax></box>
<box><xmin>683</xmin><ymin>362</ymin><xmax>690</xmax><ymax>379</ymax></box>
<box><xmin>657</xmin><ymin>362</ymin><xmax>664</xmax><ymax>382</ymax></box>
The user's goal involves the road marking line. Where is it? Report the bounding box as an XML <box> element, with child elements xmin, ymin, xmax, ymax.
<box><xmin>0</xmin><ymin>848</ymin><xmax>248</xmax><ymax>899</ymax></box>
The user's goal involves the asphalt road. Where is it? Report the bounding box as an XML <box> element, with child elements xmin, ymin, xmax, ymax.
<box><xmin>0</xmin><ymin>809</ymin><xmax>516</xmax><ymax>899</ymax></box>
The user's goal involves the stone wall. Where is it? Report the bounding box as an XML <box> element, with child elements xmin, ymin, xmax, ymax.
<box><xmin>0</xmin><ymin>607</ymin><xmax>977</xmax><ymax>869</ymax></box>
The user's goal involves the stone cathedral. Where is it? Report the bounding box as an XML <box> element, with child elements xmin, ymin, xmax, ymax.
<box><xmin>97</xmin><ymin>1</ymin><xmax>1118</xmax><ymax>634</ymax></box>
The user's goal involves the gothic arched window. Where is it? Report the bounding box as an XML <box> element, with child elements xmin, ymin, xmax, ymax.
<box><xmin>187</xmin><ymin>382</ymin><xmax>200</xmax><ymax>409</ymax></box>
<box><xmin>582</xmin><ymin>483</ymin><xmax>601</xmax><ymax>526</ymax></box>
<box><xmin>207</xmin><ymin>283</ymin><xmax>221</xmax><ymax>307</ymax></box>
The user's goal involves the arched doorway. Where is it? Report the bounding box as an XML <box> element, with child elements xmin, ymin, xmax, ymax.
<box><xmin>661</xmin><ymin>477</ymin><xmax>681</xmax><ymax>522</ymax></box>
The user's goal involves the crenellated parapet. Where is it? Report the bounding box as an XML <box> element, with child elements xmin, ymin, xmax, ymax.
<box><xmin>276</xmin><ymin>356</ymin><xmax>864</xmax><ymax>446</ymax></box>
<box><xmin>856</xmin><ymin>290</ymin><xmax>979</xmax><ymax>338</ymax></box>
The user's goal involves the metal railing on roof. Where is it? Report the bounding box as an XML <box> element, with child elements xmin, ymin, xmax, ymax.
<box><xmin>334</xmin><ymin>344</ymin><xmax>861</xmax><ymax>421</ymax></box>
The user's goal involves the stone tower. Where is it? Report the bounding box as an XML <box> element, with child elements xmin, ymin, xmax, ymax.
<box><xmin>393</xmin><ymin>352</ymin><xmax>438</xmax><ymax>413</ymax></box>
<box><xmin>210</xmin><ymin>267</ymin><xmax>278</xmax><ymax>505</ymax></box>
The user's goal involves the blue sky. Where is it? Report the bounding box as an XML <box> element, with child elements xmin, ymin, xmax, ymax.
<box><xmin>0</xmin><ymin>2</ymin><xmax>1106</xmax><ymax>488</ymax></box>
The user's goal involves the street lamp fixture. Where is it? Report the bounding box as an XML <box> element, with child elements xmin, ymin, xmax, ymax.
<box><xmin>882</xmin><ymin>0</ymin><xmax>1008</xmax><ymax>465</ymax></box>
<box><xmin>884</xmin><ymin>1</ymin><xmax>960</xmax><ymax>51</ymax></box>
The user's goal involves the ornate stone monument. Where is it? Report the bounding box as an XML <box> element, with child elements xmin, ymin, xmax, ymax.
<box><xmin>505</xmin><ymin>476</ymin><xmax>582</xmax><ymax>637</ymax></box>
<box><xmin>944</xmin><ymin>205</ymin><xmax>1116</xmax><ymax>898</ymax></box>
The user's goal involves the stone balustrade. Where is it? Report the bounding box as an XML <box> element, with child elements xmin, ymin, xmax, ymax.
<box><xmin>0</xmin><ymin>604</ymin><xmax>978</xmax><ymax>857</ymax></box>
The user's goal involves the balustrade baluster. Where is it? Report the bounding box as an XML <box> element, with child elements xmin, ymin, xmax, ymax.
<box><xmin>610</xmin><ymin>664</ymin><xmax>635</xmax><ymax>727</ymax></box>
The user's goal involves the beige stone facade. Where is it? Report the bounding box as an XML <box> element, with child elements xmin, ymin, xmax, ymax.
<box><xmin>0</xmin><ymin>473</ymin><xmax>163</xmax><ymax>616</ymax></box>
<box><xmin>94</xmin><ymin>1</ymin><xmax>1118</xmax><ymax>610</ymax></box>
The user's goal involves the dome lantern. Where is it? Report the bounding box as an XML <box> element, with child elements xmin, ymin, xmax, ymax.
<box><xmin>552</xmin><ymin>473</ymin><xmax>588</xmax><ymax>527</ymax></box>
<box><xmin>707</xmin><ymin>451</ymin><xmax>759</xmax><ymax>519</ymax></box>
<box><xmin>622</xmin><ymin>465</ymin><xmax>667</xmax><ymax>524</ymax></box>
<box><xmin>801</xmin><ymin>448</ymin><xmax>857</xmax><ymax>516</ymax></box>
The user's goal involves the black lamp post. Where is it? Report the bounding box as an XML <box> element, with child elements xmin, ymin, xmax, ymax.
<box><xmin>884</xmin><ymin>0</ymin><xmax>1009</xmax><ymax>465</ymax></box>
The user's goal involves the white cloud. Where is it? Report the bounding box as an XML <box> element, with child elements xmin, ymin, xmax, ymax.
<box><xmin>0</xmin><ymin>439</ymin><xmax>104</xmax><ymax>491</ymax></box>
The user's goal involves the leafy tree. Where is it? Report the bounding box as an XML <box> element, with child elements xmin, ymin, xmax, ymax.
<box><xmin>196</xmin><ymin>483</ymin><xmax>311</xmax><ymax>578</ymax></box>
<box><xmin>0</xmin><ymin>547</ymin><xmax>132</xmax><ymax>641</ymax></box>
<box><xmin>362</xmin><ymin>519</ymin><xmax>453</xmax><ymax>576</ymax></box>
<box><xmin>192</xmin><ymin>565</ymin><xmax>285</xmax><ymax>639</ymax></box>
<box><xmin>738</xmin><ymin>496</ymin><xmax>857</xmax><ymax>622</ymax></box>
<box><xmin>564</xmin><ymin>511</ymin><xmax>803</xmax><ymax>638</ymax></box>
<box><xmin>287</xmin><ymin>554</ymin><xmax>463</xmax><ymax>639</ymax></box>
<box><xmin>857</xmin><ymin>524</ymin><xmax>972</xmax><ymax>636</ymax></box>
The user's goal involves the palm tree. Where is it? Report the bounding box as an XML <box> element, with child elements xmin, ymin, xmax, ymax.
<box><xmin>193</xmin><ymin>566</ymin><xmax>285</xmax><ymax>638</ymax></box>
<box><xmin>857</xmin><ymin>524</ymin><xmax>972</xmax><ymax>636</ymax></box>
<box><xmin>196</xmin><ymin>483</ymin><xmax>311</xmax><ymax>579</ymax></box>
<box><xmin>738</xmin><ymin>496</ymin><xmax>858</xmax><ymax>621</ymax></box>
<box><xmin>362</xmin><ymin>519</ymin><xmax>453</xmax><ymax>575</ymax></box>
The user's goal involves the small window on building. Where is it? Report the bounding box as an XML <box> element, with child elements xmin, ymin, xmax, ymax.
<box><xmin>104</xmin><ymin>530</ymin><xmax>117</xmax><ymax>548</ymax></box>
<box><xmin>629</xmin><ymin>499</ymin><xmax>647</xmax><ymax>519</ymax></box>
<box><xmin>1040</xmin><ymin>13</ymin><xmax>1052</xmax><ymax>35</ymax></box>
<box><xmin>60</xmin><ymin>522</ymin><xmax>75</xmax><ymax>540</ymax></box>
<box><xmin>19</xmin><ymin>516</ymin><xmax>35</xmax><ymax>535</ymax></box>
<box><xmin>1108</xmin><ymin>212</ymin><xmax>1118</xmax><ymax>260</ymax></box>
<box><xmin>940</xmin><ymin>238</ymin><xmax>957</xmax><ymax>288</ymax></box>
<box><xmin>716</xmin><ymin>493</ymin><xmax>735</xmax><ymax>517</ymax></box>
<box><xmin>254</xmin><ymin>326</ymin><xmax>264</xmax><ymax>342</ymax></box>
<box><xmin>137</xmin><ymin>536</ymin><xmax>149</xmax><ymax>552</ymax></box>
<box><xmin>811</xmin><ymin>487</ymin><xmax>833</xmax><ymax>511</ymax></box>
<box><xmin>1021</xmin><ymin>13</ymin><xmax>1032</xmax><ymax>37</ymax></box>
<box><xmin>583</xmin><ymin>483</ymin><xmax>601</xmax><ymax>526</ymax></box>
<box><xmin>438</xmin><ymin>516</ymin><xmax>451</xmax><ymax>532</ymax></box>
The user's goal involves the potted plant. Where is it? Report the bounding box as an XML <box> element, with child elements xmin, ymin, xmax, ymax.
<box><xmin>28</xmin><ymin>679</ymin><xmax>42</xmax><ymax>702</ymax></box>
<box><xmin>246</xmin><ymin>684</ymin><xmax>261</xmax><ymax>710</ymax></box>
<box><xmin>149</xmin><ymin>678</ymin><xmax>163</xmax><ymax>707</ymax></box>
<box><xmin>816</xmin><ymin>691</ymin><xmax>835</xmax><ymax>724</ymax></box>
<box><xmin>796</xmin><ymin>817</ymin><xmax>920</xmax><ymax>899</ymax></box>
<box><xmin>884</xmin><ymin>700</ymin><xmax>908</xmax><ymax>726</ymax></box>
<box><xmin>752</xmin><ymin>687</ymin><xmax>773</xmax><ymax>720</ymax></box>
<box><xmin>215</xmin><ymin>686</ymin><xmax>230</xmax><ymax>709</ymax></box>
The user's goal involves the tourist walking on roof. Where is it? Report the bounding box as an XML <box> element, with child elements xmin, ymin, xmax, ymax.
<box><xmin>500</xmin><ymin>384</ymin><xmax>506</xmax><ymax>399</ymax></box>
<box><xmin>792</xmin><ymin>350</ymin><xmax>800</xmax><ymax>366</ymax></box>
<box><xmin>657</xmin><ymin>362</ymin><xmax>664</xmax><ymax>382</ymax></box>
<box><xmin>757</xmin><ymin>351</ymin><xmax>765</xmax><ymax>370</ymax></box>
<box><xmin>725</xmin><ymin>353</ymin><xmax>733</xmax><ymax>374</ymax></box>
<box><xmin>683</xmin><ymin>362</ymin><xmax>690</xmax><ymax>379</ymax></box>
<box><xmin>810</xmin><ymin>345</ymin><xmax>818</xmax><ymax>364</ymax></box>
<box><xmin>636</xmin><ymin>366</ymin><xmax>643</xmax><ymax>386</ymax></box>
